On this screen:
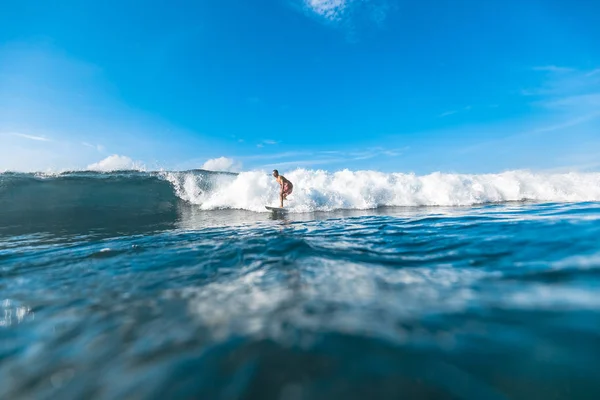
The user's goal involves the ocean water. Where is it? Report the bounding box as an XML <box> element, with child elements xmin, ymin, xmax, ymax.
<box><xmin>2</xmin><ymin>169</ymin><xmax>600</xmax><ymax>399</ymax></box>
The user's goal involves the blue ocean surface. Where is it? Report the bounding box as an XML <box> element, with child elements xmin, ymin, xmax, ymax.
<box><xmin>2</xmin><ymin>170</ymin><xmax>600</xmax><ymax>399</ymax></box>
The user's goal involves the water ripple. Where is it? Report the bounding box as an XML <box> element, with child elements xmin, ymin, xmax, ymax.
<box><xmin>1</xmin><ymin>203</ymin><xmax>600</xmax><ymax>399</ymax></box>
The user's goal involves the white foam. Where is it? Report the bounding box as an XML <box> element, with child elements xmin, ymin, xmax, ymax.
<box><xmin>165</xmin><ymin>169</ymin><xmax>600</xmax><ymax>212</ymax></box>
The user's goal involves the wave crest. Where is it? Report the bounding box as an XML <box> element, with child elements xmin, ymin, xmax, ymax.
<box><xmin>164</xmin><ymin>169</ymin><xmax>600</xmax><ymax>212</ymax></box>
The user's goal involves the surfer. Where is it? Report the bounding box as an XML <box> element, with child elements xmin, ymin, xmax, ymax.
<box><xmin>272</xmin><ymin>169</ymin><xmax>293</xmax><ymax>208</ymax></box>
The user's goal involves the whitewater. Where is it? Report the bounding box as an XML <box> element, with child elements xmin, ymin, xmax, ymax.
<box><xmin>165</xmin><ymin>168</ymin><xmax>600</xmax><ymax>211</ymax></box>
<box><xmin>2</xmin><ymin>167</ymin><xmax>600</xmax><ymax>399</ymax></box>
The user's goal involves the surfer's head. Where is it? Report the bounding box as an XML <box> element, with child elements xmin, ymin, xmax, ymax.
<box><xmin>272</xmin><ymin>170</ymin><xmax>279</xmax><ymax>177</ymax></box>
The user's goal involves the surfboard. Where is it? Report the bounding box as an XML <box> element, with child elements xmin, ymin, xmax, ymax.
<box><xmin>265</xmin><ymin>206</ymin><xmax>288</xmax><ymax>212</ymax></box>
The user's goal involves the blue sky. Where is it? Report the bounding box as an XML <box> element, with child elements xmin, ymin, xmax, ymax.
<box><xmin>1</xmin><ymin>0</ymin><xmax>599</xmax><ymax>173</ymax></box>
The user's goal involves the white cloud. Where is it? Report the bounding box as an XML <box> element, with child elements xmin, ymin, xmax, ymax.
<box><xmin>298</xmin><ymin>0</ymin><xmax>392</xmax><ymax>28</ymax></box>
<box><xmin>87</xmin><ymin>155</ymin><xmax>141</xmax><ymax>172</ymax></box>
<box><xmin>8</xmin><ymin>132</ymin><xmax>52</xmax><ymax>142</ymax></box>
<box><xmin>304</xmin><ymin>0</ymin><xmax>349</xmax><ymax>21</ymax></box>
<box><xmin>201</xmin><ymin>157</ymin><xmax>242</xmax><ymax>172</ymax></box>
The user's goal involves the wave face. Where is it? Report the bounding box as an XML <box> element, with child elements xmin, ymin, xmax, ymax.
<box><xmin>0</xmin><ymin>171</ymin><xmax>181</xmax><ymax>235</ymax></box>
<box><xmin>2</xmin><ymin>169</ymin><xmax>600</xmax><ymax>220</ymax></box>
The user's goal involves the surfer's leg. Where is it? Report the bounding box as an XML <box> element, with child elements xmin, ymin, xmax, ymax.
<box><xmin>282</xmin><ymin>186</ymin><xmax>292</xmax><ymax>201</ymax></box>
<box><xmin>280</xmin><ymin>192</ymin><xmax>284</xmax><ymax>208</ymax></box>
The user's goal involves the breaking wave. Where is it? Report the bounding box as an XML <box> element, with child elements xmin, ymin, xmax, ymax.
<box><xmin>164</xmin><ymin>169</ymin><xmax>600</xmax><ymax>212</ymax></box>
<box><xmin>1</xmin><ymin>169</ymin><xmax>600</xmax><ymax>218</ymax></box>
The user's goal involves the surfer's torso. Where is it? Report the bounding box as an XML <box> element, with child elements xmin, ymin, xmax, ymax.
<box><xmin>277</xmin><ymin>176</ymin><xmax>293</xmax><ymax>194</ymax></box>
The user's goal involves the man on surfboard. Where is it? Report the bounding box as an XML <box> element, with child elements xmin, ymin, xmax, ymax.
<box><xmin>272</xmin><ymin>169</ymin><xmax>293</xmax><ymax>208</ymax></box>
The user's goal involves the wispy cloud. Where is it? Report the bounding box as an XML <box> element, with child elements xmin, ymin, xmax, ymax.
<box><xmin>263</xmin><ymin>157</ymin><xmax>346</xmax><ymax>169</ymax></box>
<box><xmin>82</xmin><ymin>142</ymin><xmax>105</xmax><ymax>152</ymax></box>
<box><xmin>438</xmin><ymin>105</ymin><xmax>472</xmax><ymax>118</ymax></box>
<box><xmin>242</xmin><ymin>151</ymin><xmax>307</xmax><ymax>161</ymax></box>
<box><xmin>382</xmin><ymin>148</ymin><xmax>405</xmax><ymax>157</ymax></box>
<box><xmin>458</xmin><ymin>110</ymin><xmax>600</xmax><ymax>156</ymax></box>
<box><xmin>348</xmin><ymin>147</ymin><xmax>406</xmax><ymax>160</ymax></box>
<box><xmin>538</xmin><ymin>93</ymin><xmax>600</xmax><ymax>109</ymax></box>
<box><xmin>230</xmin><ymin>134</ymin><xmax>245</xmax><ymax>143</ymax></box>
<box><xmin>460</xmin><ymin>66</ymin><xmax>600</xmax><ymax>156</ymax></box>
<box><xmin>438</xmin><ymin>110</ymin><xmax>458</xmax><ymax>118</ymax></box>
<box><xmin>7</xmin><ymin>132</ymin><xmax>52</xmax><ymax>142</ymax></box>
<box><xmin>530</xmin><ymin>112</ymin><xmax>600</xmax><ymax>134</ymax></box>
<box><xmin>586</xmin><ymin>69</ymin><xmax>600</xmax><ymax>78</ymax></box>
<box><xmin>542</xmin><ymin>161</ymin><xmax>600</xmax><ymax>173</ymax></box>
<box><xmin>257</xmin><ymin>139</ymin><xmax>278</xmax><ymax>147</ymax></box>
<box><xmin>524</xmin><ymin>66</ymin><xmax>600</xmax><ymax>97</ymax></box>
<box><xmin>256</xmin><ymin>146</ymin><xmax>405</xmax><ymax>169</ymax></box>
<box><xmin>532</xmin><ymin>65</ymin><xmax>574</xmax><ymax>73</ymax></box>
<box><xmin>530</xmin><ymin>72</ymin><xmax>600</xmax><ymax>118</ymax></box>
